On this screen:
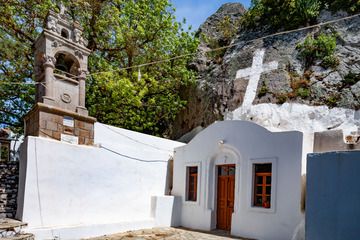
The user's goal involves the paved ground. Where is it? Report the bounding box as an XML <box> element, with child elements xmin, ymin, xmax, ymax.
<box><xmin>87</xmin><ymin>227</ymin><xmax>250</xmax><ymax>240</ymax></box>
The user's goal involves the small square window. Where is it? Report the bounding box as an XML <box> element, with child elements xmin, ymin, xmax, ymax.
<box><xmin>186</xmin><ymin>166</ymin><xmax>198</xmax><ymax>201</ymax></box>
<box><xmin>253</xmin><ymin>163</ymin><xmax>272</xmax><ymax>208</ymax></box>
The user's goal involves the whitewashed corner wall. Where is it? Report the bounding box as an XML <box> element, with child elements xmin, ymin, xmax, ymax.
<box><xmin>172</xmin><ymin>120</ymin><xmax>303</xmax><ymax>240</ymax></box>
<box><xmin>16</xmin><ymin>123</ymin><xmax>184</xmax><ymax>239</ymax></box>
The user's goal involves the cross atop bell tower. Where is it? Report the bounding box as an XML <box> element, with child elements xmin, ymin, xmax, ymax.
<box><xmin>25</xmin><ymin>6</ymin><xmax>96</xmax><ymax>145</ymax></box>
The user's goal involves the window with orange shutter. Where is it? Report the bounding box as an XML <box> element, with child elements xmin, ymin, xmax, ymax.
<box><xmin>186</xmin><ymin>166</ymin><xmax>198</xmax><ymax>201</ymax></box>
<box><xmin>253</xmin><ymin>163</ymin><xmax>272</xmax><ymax>208</ymax></box>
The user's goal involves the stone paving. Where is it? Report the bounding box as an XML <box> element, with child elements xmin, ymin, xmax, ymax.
<box><xmin>87</xmin><ymin>227</ymin><xmax>250</xmax><ymax>240</ymax></box>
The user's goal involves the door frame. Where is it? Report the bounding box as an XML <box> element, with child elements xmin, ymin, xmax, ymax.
<box><xmin>206</xmin><ymin>147</ymin><xmax>241</xmax><ymax>231</ymax></box>
<box><xmin>216</xmin><ymin>164</ymin><xmax>236</xmax><ymax>231</ymax></box>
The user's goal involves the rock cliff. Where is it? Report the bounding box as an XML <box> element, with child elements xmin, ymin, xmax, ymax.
<box><xmin>171</xmin><ymin>4</ymin><xmax>360</xmax><ymax>139</ymax></box>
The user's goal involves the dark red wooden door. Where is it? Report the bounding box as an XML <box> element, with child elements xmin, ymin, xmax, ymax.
<box><xmin>217</xmin><ymin>165</ymin><xmax>235</xmax><ymax>231</ymax></box>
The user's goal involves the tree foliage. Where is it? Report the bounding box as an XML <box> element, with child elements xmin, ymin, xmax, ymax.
<box><xmin>0</xmin><ymin>0</ymin><xmax>54</xmax><ymax>133</ymax></box>
<box><xmin>0</xmin><ymin>0</ymin><xmax>198</xmax><ymax>137</ymax></box>
<box><xmin>242</xmin><ymin>0</ymin><xmax>357</xmax><ymax>31</ymax></box>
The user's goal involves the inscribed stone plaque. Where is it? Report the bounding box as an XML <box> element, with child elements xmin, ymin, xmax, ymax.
<box><xmin>61</xmin><ymin>134</ymin><xmax>78</xmax><ymax>144</ymax></box>
<box><xmin>63</xmin><ymin>116</ymin><xmax>74</xmax><ymax>127</ymax></box>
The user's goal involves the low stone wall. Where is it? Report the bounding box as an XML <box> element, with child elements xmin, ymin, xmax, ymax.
<box><xmin>313</xmin><ymin>130</ymin><xmax>360</xmax><ymax>153</ymax></box>
<box><xmin>0</xmin><ymin>161</ymin><xmax>19</xmax><ymax>219</ymax></box>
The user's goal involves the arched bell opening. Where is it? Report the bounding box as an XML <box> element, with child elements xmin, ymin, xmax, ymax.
<box><xmin>54</xmin><ymin>52</ymin><xmax>80</xmax><ymax>79</ymax></box>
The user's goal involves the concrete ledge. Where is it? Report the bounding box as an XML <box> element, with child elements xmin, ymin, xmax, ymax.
<box><xmin>25</xmin><ymin>103</ymin><xmax>96</xmax><ymax>123</ymax></box>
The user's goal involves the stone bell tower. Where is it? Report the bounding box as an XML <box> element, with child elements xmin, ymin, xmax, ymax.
<box><xmin>24</xmin><ymin>5</ymin><xmax>96</xmax><ymax>145</ymax></box>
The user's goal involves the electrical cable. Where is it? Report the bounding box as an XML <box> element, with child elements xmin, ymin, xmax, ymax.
<box><xmin>100</xmin><ymin>145</ymin><xmax>168</xmax><ymax>163</ymax></box>
<box><xmin>1</xmin><ymin>12</ymin><xmax>359</xmax><ymax>86</ymax></box>
<box><xmin>39</xmin><ymin>129</ymin><xmax>170</xmax><ymax>163</ymax></box>
<box><xmin>85</xmin><ymin>12</ymin><xmax>360</xmax><ymax>77</ymax></box>
<box><xmin>102</xmin><ymin>124</ymin><xmax>173</xmax><ymax>152</ymax></box>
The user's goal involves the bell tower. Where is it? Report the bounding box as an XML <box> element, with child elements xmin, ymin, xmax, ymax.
<box><xmin>25</xmin><ymin>5</ymin><xmax>96</xmax><ymax>145</ymax></box>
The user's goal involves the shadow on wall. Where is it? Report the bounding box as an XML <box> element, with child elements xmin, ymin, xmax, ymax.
<box><xmin>291</xmin><ymin>175</ymin><xmax>306</xmax><ymax>240</ymax></box>
<box><xmin>165</xmin><ymin>159</ymin><xmax>173</xmax><ymax>195</ymax></box>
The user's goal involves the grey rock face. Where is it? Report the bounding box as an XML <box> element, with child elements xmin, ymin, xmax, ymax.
<box><xmin>171</xmin><ymin>3</ymin><xmax>246</xmax><ymax>139</ymax></box>
<box><xmin>215</xmin><ymin>11</ymin><xmax>360</xmax><ymax>108</ymax></box>
<box><xmin>172</xmin><ymin>7</ymin><xmax>360</xmax><ymax>138</ymax></box>
<box><xmin>197</xmin><ymin>3</ymin><xmax>246</xmax><ymax>40</ymax></box>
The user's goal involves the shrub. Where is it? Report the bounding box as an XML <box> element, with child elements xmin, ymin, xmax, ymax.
<box><xmin>275</xmin><ymin>93</ymin><xmax>288</xmax><ymax>104</ymax></box>
<box><xmin>201</xmin><ymin>34</ymin><xmax>226</xmax><ymax>63</ymax></box>
<box><xmin>297</xmin><ymin>33</ymin><xmax>338</xmax><ymax>68</ymax></box>
<box><xmin>242</xmin><ymin>0</ymin><xmax>321</xmax><ymax>30</ymax></box>
<box><xmin>296</xmin><ymin>87</ymin><xmax>311</xmax><ymax>98</ymax></box>
<box><xmin>217</xmin><ymin>16</ymin><xmax>240</xmax><ymax>45</ymax></box>
<box><xmin>321</xmin><ymin>55</ymin><xmax>340</xmax><ymax>68</ymax></box>
<box><xmin>295</xmin><ymin>0</ymin><xmax>321</xmax><ymax>26</ymax></box>
<box><xmin>343</xmin><ymin>72</ymin><xmax>360</xmax><ymax>86</ymax></box>
<box><xmin>258</xmin><ymin>81</ymin><xmax>269</xmax><ymax>98</ymax></box>
<box><xmin>242</xmin><ymin>0</ymin><xmax>359</xmax><ymax>31</ymax></box>
<box><xmin>288</xmin><ymin>71</ymin><xmax>311</xmax><ymax>99</ymax></box>
<box><xmin>322</xmin><ymin>0</ymin><xmax>360</xmax><ymax>13</ymax></box>
<box><xmin>325</xmin><ymin>94</ymin><xmax>340</xmax><ymax>108</ymax></box>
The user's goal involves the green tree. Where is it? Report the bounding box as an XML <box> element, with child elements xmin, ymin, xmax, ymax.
<box><xmin>0</xmin><ymin>1</ymin><xmax>54</xmax><ymax>133</ymax></box>
<box><xmin>243</xmin><ymin>0</ymin><xmax>359</xmax><ymax>31</ymax></box>
<box><xmin>243</xmin><ymin>0</ymin><xmax>321</xmax><ymax>30</ymax></box>
<box><xmin>322</xmin><ymin>0</ymin><xmax>360</xmax><ymax>13</ymax></box>
<box><xmin>0</xmin><ymin>0</ymin><xmax>198</xmax><ymax>137</ymax></box>
<box><xmin>295</xmin><ymin>0</ymin><xmax>320</xmax><ymax>26</ymax></box>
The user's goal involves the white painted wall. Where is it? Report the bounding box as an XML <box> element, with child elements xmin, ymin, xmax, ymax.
<box><xmin>306</xmin><ymin>151</ymin><xmax>360</xmax><ymax>240</ymax></box>
<box><xmin>17</xmin><ymin>123</ymin><xmax>184</xmax><ymax>239</ymax></box>
<box><xmin>172</xmin><ymin>120</ymin><xmax>303</xmax><ymax>240</ymax></box>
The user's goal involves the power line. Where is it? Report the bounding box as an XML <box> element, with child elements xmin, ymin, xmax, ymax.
<box><xmin>100</xmin><ymin>145</ymin><xmax>168</xmax><ymax>163</ymax></box>
<box><xmin>2</xmin><ymin>12</ymin><xmax>360</xmax><ymax>86</ymax></box>
<box><xmin>39</xmin><ymin>129</ymin><xmax>170</xmax><ymax>163</ymax></box>
<box><xmin>86</xmin><ymin>12</ymin><xmax>360</xmax><ymax>77</ymax></box>
<box><xmin>102</xmin><ymin>124</ymin><xmax>173</xmax><ymax>152</ymax></box>
<box><xmin>0</xmin><ymin>81</ymin><xmax>38</xmax><ymax>85</ymax></box>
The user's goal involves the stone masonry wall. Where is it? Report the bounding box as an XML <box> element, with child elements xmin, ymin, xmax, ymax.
<box><xmin>0</xmin><ymin>161</ymin><xmax>19</xmax><ymax>218</ymax></box>
<box><xmin>25</xmin><ymin>103</ymin><xmax>95</xmax><ymax>145</ymax></box>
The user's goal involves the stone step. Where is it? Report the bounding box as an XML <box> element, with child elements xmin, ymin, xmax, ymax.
<box><xmin>1</xmin><ymin>233</ymin><xmax>35</xmax><ymax>240</ymax></box>
<box><xmin>0</xmin><ymin>218</ymin><xmax>33</xmax><ymax>240</ymax></box>
<box><xmin>0</xmin><ymin>218</ymin><xmax>27</xmax><ymax>230</ymax></box>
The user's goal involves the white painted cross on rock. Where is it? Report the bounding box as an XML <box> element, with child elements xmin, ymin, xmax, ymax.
<box><xmin>236</xmin><ymin>49</ymin><xmax>278</xmax><ymax>107</ymax></box>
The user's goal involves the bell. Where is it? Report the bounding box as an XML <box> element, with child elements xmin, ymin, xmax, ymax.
<box><xmin>55</xmin><ymin>54</ymin><xmax>68</xmax><ymax>73</ymax></box>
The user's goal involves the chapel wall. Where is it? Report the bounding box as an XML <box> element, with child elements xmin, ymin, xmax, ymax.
<box><xmin>0</xmin><ymin>161</ymin><xmax>19</xmax><ymax>218</ymax></box>
<box><xmin>172</xmin><ymin>121</ymin><xmax>303</xmax><ymax>240</ymax></box>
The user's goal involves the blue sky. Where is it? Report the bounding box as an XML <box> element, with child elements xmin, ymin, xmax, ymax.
<box><xmin>171</xmin><ymin>0</ymin><xmax>251</xmax><ymax>30</ymax></box>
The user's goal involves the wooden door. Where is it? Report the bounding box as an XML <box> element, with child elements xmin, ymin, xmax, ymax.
<box><xmin>217</xmin><ymin>165</ymin><xmax>235</xmax><ymax>231</ymax></box>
